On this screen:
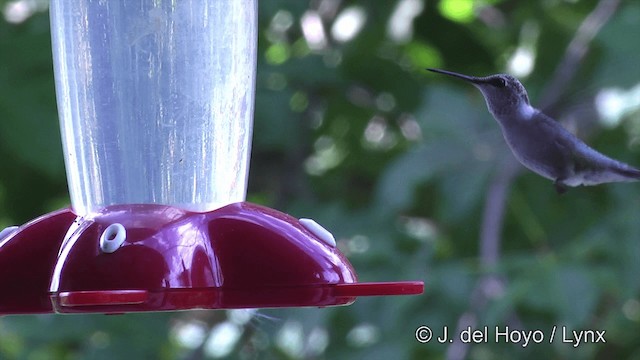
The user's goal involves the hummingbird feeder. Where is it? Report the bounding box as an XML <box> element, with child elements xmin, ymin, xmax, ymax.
<box><xmin>0</xmin><ymin>0</ymin><xmax>422</xmax><ymax>315</ymax></box>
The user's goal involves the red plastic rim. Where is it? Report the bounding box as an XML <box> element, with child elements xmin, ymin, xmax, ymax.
<box><xmin>59</xmin><ymin>290</ymin><xmax>149</xmax><ymax>307</ymax></box>
<box><xmin>333</xmin><ymin>281</ymin><xmax>424</xmax><ymax>297</ymax></box>
<box><xmin>54</xmin><ymin>281</ymin><xmax>423</xmax><ymax>310</ymax></box>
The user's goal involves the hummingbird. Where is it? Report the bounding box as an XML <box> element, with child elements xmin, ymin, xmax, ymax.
<box><xmin>427</xmin><ymin>68</ymin><xmax>640</xmax><ymax>194</ymax></box>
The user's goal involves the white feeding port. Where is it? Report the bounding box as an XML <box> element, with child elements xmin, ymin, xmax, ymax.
<box><xmin>100</xmin><ymin>223</ymin><xmax>127</xmax><ymax>253</ymax></box>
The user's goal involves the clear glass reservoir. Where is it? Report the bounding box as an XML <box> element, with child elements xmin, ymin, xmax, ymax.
<box><xmin>50</xmin><ymin>0</ymin><xmax>257</xmax><ymax>216</ymax></box>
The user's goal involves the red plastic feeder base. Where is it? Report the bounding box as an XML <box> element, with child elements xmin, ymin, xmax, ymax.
<box><xmin>0</xmin><ymin>202</ymin><xmax>423</xmax><ymax>315</ymax></box>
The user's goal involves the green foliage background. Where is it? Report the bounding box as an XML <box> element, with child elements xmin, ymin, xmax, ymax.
<box><xmin>1</xmin><ymin>0</ymin><xmax>640</xmax><ymax>359</ymax></box>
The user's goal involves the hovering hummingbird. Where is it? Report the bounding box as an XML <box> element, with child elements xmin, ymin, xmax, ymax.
<box><xmin>427</xmin><ymin>68</ymin><xmax>640</xmax><ymax>194</ymax></box>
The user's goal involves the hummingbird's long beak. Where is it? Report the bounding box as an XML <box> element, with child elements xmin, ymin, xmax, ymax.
<box><xmin>426</xmin><ymin>68</ymin><xmax>485</xmax><ymax>84</ymax></box>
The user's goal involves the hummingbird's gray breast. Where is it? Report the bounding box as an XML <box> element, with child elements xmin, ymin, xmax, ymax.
<box><xmin>497</xmin><ymin>111</ymin><xmax>572</xmax><ymax>181</ymax></box>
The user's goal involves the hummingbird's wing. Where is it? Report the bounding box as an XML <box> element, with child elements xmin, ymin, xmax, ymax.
<box><xmin>536</xmin><ymin>112</ymin><xmax>640</xmax><ymax>186</ymax></box>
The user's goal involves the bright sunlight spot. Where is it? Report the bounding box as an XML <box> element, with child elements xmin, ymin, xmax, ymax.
<box><xmin>438</xmin><ymin>0</ymin><xmax>475</xmax><ymax>23</ymax></box>
<box><xmin>331</xmin><ymin>6</ymin><xmax>366</xmax><ymax>43</ymax></box>
<box><xmin>595</xmin><ymin>83</ymin><xmax>640</xmax><ymax>127</ymax></box>
<box><xmin>507</xmin><ymin>21</ymin><xmax>539</xmax><ymax>77</ymax></box>
<box><xmin>346</xmin><ymin>234</ymin><xmax>370</xmax><ymax>255</ymax></box>
<box><xmin>400</xmin><ymin>216</ymin><xmax>438</xmax><ymax>242</ymax></box>
<box><xmin>507</xmin><ymin>46</ymin><xmax>535</xmax><ymax>77</ymax></box>
<box><xmin>265</xmin><ymin>43</ymin><xmax>290</xmax><ymax>65</ymax></box>
<box><xmin>404</xmin><ymin>41</ymin><xmax>442</xmax><ymax>69</ymax></box>
<box><xmin>623</xmin><ymin>299</ymin><xmax>640</xmax><ymax>321</ymax></box>
<box><xmin>3</xmin><ymin>0</ymin><xmax>35</xmax><ymax>23</ymax></box>
<box><xmin>2</xmin><ymin>0</ymin><xmax>47</xmax><ymax>23</ymax></box>
<box><xmin>227</xmin><ymin>309</ymin><xmax>257</xmax><ymax>326</ymax></box>
<box><xmin>304</xmin><ymin>136</ymin><xmax>346</xmax><ymax>175</ymax></box>
<box><xmin>362</xmin><ymin>115</ymin><xmax>398</xmax><ymax>150</ymax></box>
<box><xmin>387</xmin><ymin>0</ymin><xmax>425</xmax><ymax>43</ymax></box>
<box><xmin>172</xmin><ymin>321</ymin><xmax>208</xmax><ymax>350</ymax></box>
<box><xmin>204</xmin><ymin>322</ymin><xmax>243</xmax><ymax>358</ymax></box>
<box><xmin>270</xmin><ymin>10</ymin><xmax>294</xmax><ymax>34</ymax></box>
<box><xmin>306</xmin><ymin>327</ymin><xmax>330</xmax><ymax>356</ymax></box>
<box><xmin>301</xmin><ymin>10</ymin><xmax>327</xmax><ymax>50</ymax></box>
<box><xmin>347</xmin><ymin>323</ymin><xmax>380</xmax><ymax>347</ymax></box>
<box><xmin>276</xmin><ymin>321</ymin><xmax>304</xmax><ymax>358</ymax></box>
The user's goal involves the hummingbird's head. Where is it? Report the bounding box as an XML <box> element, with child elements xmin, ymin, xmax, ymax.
<box><xmin>427</xmin><ymin>69</ymin><xmax>532</xmax><ymax>122</ymax></box>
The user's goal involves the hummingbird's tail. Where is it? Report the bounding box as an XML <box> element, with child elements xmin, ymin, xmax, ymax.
<box><xmin>614</xmin><ymin>166</ymin><xmax>640</xmax><ymax>181</ymax></box>
<box><xmin>607</xmin><ymin>158</ymin><xmax>640</xmax><ymax>183</ymax></box>
<box><xmin>578</xmin><ymin>160</ymin><xmax>640</xmax><ymax>187</ymax></box>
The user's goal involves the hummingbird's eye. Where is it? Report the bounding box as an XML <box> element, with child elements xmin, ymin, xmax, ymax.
<box><xmin>494</xmin><ymin>77</ymin><xmax>507</xmax><ymax>88</ymax></box>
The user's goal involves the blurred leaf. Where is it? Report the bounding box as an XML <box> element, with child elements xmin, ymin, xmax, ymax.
<box><xmin>556</xmin><ymin>265</ymin><xmax>599</xmax><ymax>327</ymax></box>
<box><xmin>594</xmin><ymin>2</ymin><xmax>640</xmax><ymax>86</ymax></box>
<box><xmin>375</xmin><ymin>140</ymin><xmax>468</xmax><ymax>213</ymax></box>
<box><xmin>0</xmin><ymin>15</ymin><xmax>64</xmax><ymax>180</ymax></box>
<box><xmin>254</xmin><ymin>86</ymin><xmax>299</xmax><ymax>151</ymax></box>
